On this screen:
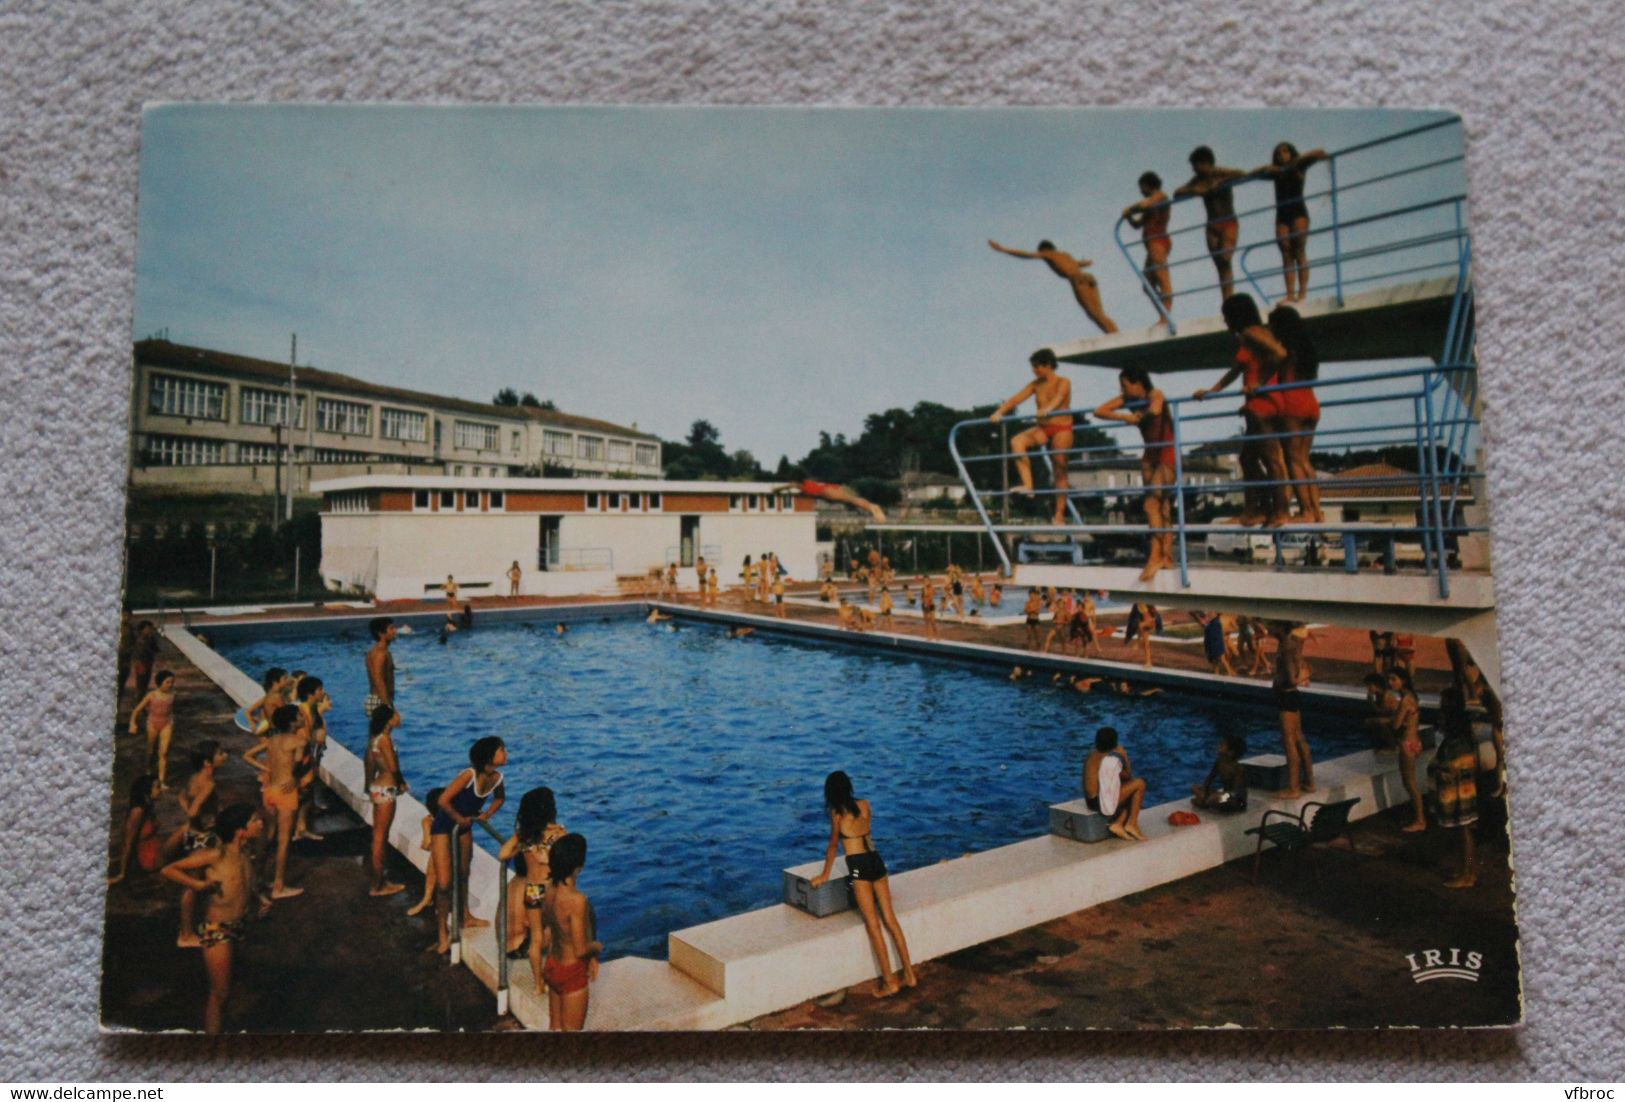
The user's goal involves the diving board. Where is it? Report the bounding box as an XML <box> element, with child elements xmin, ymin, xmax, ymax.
<box><xmin>1045</xmin><ymin>276</ymin><xmax>1459</xmax><ymax>372</ymax></box>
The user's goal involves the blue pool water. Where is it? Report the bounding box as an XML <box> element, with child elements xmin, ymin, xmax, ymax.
<box><xmin>213</xmin><ymin>614</ymin><xmax>1365</xmax><ymax>960</ymax></box>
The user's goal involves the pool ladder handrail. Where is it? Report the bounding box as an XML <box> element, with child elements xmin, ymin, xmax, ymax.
<box><xmin>447</xmin><ymin>817</ymin><xmax>512</xmax><ymax>1017</ymax></box>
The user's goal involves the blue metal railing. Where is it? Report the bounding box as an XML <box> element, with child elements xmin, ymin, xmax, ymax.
<box><xmin>946</xmin><ymin>355</ymin><xmax>1484</xmax><ymax>598</ymax></box>
<box><xmin>1115</xmin><ymin>116</ymin><xmax>1466</xmax><ymax>331</ymax></box>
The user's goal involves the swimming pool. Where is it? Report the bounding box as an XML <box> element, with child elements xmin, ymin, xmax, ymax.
<box><xmin>213</xmin><ymin>613</ymin><xmax>1368</xmax><ymax>960</ymax></box>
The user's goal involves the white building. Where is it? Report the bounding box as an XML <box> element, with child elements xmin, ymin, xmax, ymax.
<box><xmin>130</xmin><ymin>340</ymin><xmax>662</xmax><ymax>495</ymax></box>
<box><xmin>315</xmin><ymin>475</ymin><xmax>818</xmax><ymax>601</ymax></box>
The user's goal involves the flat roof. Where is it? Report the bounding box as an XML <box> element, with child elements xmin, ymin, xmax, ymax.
<box><xmin>312</xmin><ymin>474</ymin><xmax>797</xmax><ymax>494</ymax></box>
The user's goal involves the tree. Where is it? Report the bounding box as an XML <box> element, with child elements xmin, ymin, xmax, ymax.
<box><xmin>493</xmin><ymin>387</ymin><xmax>520</xmax><ymax>407</ymax></box>
<box><xmin>687</xmin><ymin>420</ymin><xmax>722</xmax><ymax>449</ymax></box>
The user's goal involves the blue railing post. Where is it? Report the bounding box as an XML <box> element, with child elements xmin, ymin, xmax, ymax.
<box><xmin>1169</xmin><ymin>400</ymin><xmax>1190</xmax><ymax>587</ymax></box>
<box><xmin>1419</xmin><ymin>375</ymin><xmax>1451</xmax><ymax>599</ymax></box>
<box><xmin>948</xmin><ymin>420</ymin><xmax>1013</xmax><ymax>576</ymax></box>
<box><xmin>1328</xmin><ymin>155</ymin><xmax>1345</xmax><ymax>306</ymax></box>
<box><xmin>1341</xmin><ymin>532</ymin><xmax>1359</xmax><ymax>574</ymax></box>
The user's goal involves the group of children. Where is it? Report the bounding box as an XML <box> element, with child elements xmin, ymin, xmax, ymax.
<box><xmin>111</xmin><ymin>633</ymin><xmax>341</xmax><ymax>1033</ymax></box>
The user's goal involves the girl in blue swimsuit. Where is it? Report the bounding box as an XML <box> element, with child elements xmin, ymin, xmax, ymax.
<box><xmin>428</xmin><ymin>736</ymin><xmax>507</xmax><ymax>955</ymax></box>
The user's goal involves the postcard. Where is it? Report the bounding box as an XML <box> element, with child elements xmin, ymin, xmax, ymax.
<box><xmin>104</xmin><ymin>105</ymin><xmax>1517</xmax><ymax>1033</ymax></box>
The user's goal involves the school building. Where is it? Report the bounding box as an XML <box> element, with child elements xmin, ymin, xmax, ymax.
<box><xmin>128</xmin><ymin>339</ymin><xmax>662</xmax><ymax>495</ymax></box>
<box><xmin>313</xmin><ymin>475</ymin><xmax>819</xmax><ymax>600</ymax></box>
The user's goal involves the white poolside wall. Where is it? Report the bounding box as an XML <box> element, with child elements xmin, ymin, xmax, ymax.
<box><xmin>322</xmin><ymin>511</ymin><xmax>817</xmax><ymax>602</ymax></box>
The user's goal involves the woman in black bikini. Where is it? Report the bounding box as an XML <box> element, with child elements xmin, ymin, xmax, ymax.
<box><xmin>809</xmin><ymin>771</ymin><xmax>917</xmax><ymax>997</ymax></box>
<box><xmin>1254</xmin><ymin>142</ymin><xmax>1327</xmax><ymax>303</ymax></box>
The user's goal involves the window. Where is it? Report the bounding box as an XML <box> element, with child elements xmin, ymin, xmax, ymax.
<box><xmin>440</xmin><ymin>491</ymin><xmax>456</xmax><ymax>510</ymax></box>
<box><xmin>326</xmin><ymin>490</ymin><xmax>371</xmax><ymax>514</ymax></box>
<box><xmin>489</xmin><ymin>491</ymin><xmax>504</xmax><ymax>510</ymax></box>
<box><xmin>608</xmin><ymin>492</ymin><xmax>623</xmax><ymax>511</ymax></box>
<box><xmin>635</xmin><ymin>443</ymin><xmax>658</xmax><ymax>467</ymax></box>
<box><xmin>465</xmin><ymin>492</ymin><xmax>480</xmax><ymax>509</ymax></box>
<box><xmin>578</xmin><ymin>436</ymin><xmax>605</xmax><ymax>461</ymax></box>
<box><xmin>647</xmin><ymin>492</ymin><xmax>661</xmax><ymax>511</ymax></box>
<box><xmin>310</xmin><ymin>448</ymin><xmax>370</xmax><ymax>463</ymax></box>
<box><xmin>453</xmin><ymin>465</ymin><xmax>464</xmax><ymax>476</ymax></box>
<box><xmin>316</xmin><ymin>397</ymin><xmax>371</xmax><ymax>435</ymax></box>
<box><xmin>747</xmin><ymin>494</ymin><xmax>759</xmax><ymax>511</ymax></box>
<box><xmin>779</xmin><ymin>494</ymin><xmax>792</xmax><ymax>511</ymax></box>
<box><xmin>729</xmin><ymin>495</ymin><xmax>742</xmax><ymax>511</ymax></box>
<box><xmin>380</xmin><ymin>407</ymin><xmax>428</xmax><ymax>441</ymax></box>
<box><xmin>240</xmin><ymin>387</ymin><xmax>306</xmax><ymax>427</ymax></box>
<box><xmin>544</xmin><ymin>430</ymin><xmax>572</xmax><ymax>457</ymax></box>
<box><xmin>143</xmin><ymin>435</ymin><xmax>224</xmax><ymax>465</ymax></box>
<box><xmin>148</xmin><ymin>374</ymin><xmax>226</xmax><ymax>420</ymax></box>
<box><xmin>414</xmin><ymin>490</ymin><xmax>430</xmax><ymax>510</ymax></box>
<box><xmin>608</xmin><ymin>439</ymin><xmax>632</xmax><ymax>464</ymax></box>
<box><xmin>511</xmin><ymin>431</ymin><xmax>522</xmax><ymax>456</ymax></box>
<box><xmin>455</xmin><ymin>420</ymin><xmax>499</xmax><ymax>451</ymax></box>
<box><xmin>237</xmin><ymin>443</ymin><xmax>285</xmax><ymax>464</ymax></box>
<box><xmin>585</xmin><ymin>491</ymin><xmax>599</xmax><ymax>510</ymax></box>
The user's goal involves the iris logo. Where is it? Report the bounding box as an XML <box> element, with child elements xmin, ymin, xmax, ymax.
<box><xmin>1405</xmin><ymin>948</ymin><xmax>1483</xmax><ymax>982</ymax></box>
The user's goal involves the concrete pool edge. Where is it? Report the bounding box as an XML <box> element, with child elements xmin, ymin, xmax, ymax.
<box><xmin>662</xmin><ymin>746</ymin><xmax>1419</xmax><ymax>1030</ymax></box>
<box><xmin>166</xmin><ymin>599</ymin><xmax>1417</xmax><ymax>1031</ymax></box>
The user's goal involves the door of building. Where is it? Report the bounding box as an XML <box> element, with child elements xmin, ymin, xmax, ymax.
<box><xmin>538</xmin><ymin>515</ymin><xmax>560</xmax><ymax>571</ymax></box>
<box><xmin>679</xmin><ymin>515</ymin><xmax>699</xmax><ymax>568</ymax></box>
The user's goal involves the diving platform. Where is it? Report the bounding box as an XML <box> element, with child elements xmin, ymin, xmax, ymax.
<box><xmin>1046</xmin><ymin>276</ymin><xmax>1459</xmax><ymax>372</ymax></box>
<box><xmin>1013</xmin><ymin>561</ymin><xmax>1499</xmax><ymax>692</ymax></box>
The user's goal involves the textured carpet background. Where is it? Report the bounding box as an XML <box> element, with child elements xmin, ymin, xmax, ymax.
<box><xmin>3</xmin><ymin>0</ymin><xmax>1622</xmax><ymax>1081</ymax></box>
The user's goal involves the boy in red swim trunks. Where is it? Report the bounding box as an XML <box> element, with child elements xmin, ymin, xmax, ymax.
<box><xmin>1095</xmin><ymin>368</ymin><xmax>1176</xmax><ymax>579</ymax></box>
<box><xmin>1175</xmin><ymin>146</ymin><xmax>1250</xmax><ymax>303</ymax></box>
<box><xmin>772</xmin><ymin>480</ymin><xmax>887</xmax><ymax>524</ymax></box>
<box><xmin>989</xmin><ymin>348</ymin><xmax>1075</xmax><ymax>525</ymax></box>
<box><xmin>1123</xmin><ymin>172</ymin><xmax>1174</xmax><ymax>318</ymax></box>
<box><xmin>987</xmin><ymin>239</ymin><xmax>1119</xmax><ymax>334</ymax></box>
<box><xmin>538</xmin><ymin>833</ymin><xmax>601</xmax><ymax>1031</ymax></box>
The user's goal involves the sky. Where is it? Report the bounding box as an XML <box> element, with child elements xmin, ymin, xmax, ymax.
<box><xmin>132</xmin><ymin>105</ymin><xmax>1466</xmax><ymax>466</ymax></box>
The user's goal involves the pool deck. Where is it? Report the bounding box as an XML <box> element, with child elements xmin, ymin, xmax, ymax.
<box><xmin>116</xmin><ymin>587</ymin><xmax>1499</xmax><ymax>1031</ymax></box>
<box><xmin>748</xmin><ymin>799</ymin><xmax>1519</xmax><ymax>1030</ymax></box>
<box><xmin>100</xmin><ymin>633</ymin><xmax>500</xmax><ymax>1034</ymax></box>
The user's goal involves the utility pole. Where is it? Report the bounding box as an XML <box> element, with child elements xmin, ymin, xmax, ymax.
<box><xmin>286</xmin><ymin>333</ymin><xmax>298</xmax><ymax>523</ymax></box>
<box><xmin>272</xmin><ymin>420</ymin><xmax>283</xmax><ymax>531</ymax></box>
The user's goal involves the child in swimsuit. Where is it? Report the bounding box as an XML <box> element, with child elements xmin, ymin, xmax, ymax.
<box><xmin>809</xmin><ymin>771</ymin><xmax>917</xmax><ymax>996</ymax></box>
<box><xmin>537</xmin><ymin>833</ymin><xmax>601</xmax><ymax>1030</ymax></box>
<box><xmin>405</xmin><ymin>787</ymin><xmax>445</xmax><ymax>918</ymax></box>
<box><xmin>1388</xmin><ymin>669</ymin><xmax>1427</xmax><ymax>833</ymax></box>
<box><xmin>498</xmin><ymin>788</ymin><xmax>567</xmax><ymax>993</ymax></box>
<box><xmin>1195</xmin><ymin>293</ymin><xmax>1292</xmax><ymax>527</ymax></box>
<box><xmin>108</xmin><ymin>773</ymin><xmax>161</xmax><ymax>886</ymax></box>
<box><xmin>128</xmin><ymin>669</ymin><xmax>178</xmax><ymax>788</ymax></box>
<box><xmin>161</xmin><ymin>803</ymin><xmax>264</xmax><ymax>1033</ymax></box>
<box><xmin>429</xmin><ymin>737</ymin><xmax>507</xmax><ymax>953</ymax></box>
<box><xmin>364</xmin><ymin>704</ymin><xmax>408</xmax><ymax>897</ymax></box>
